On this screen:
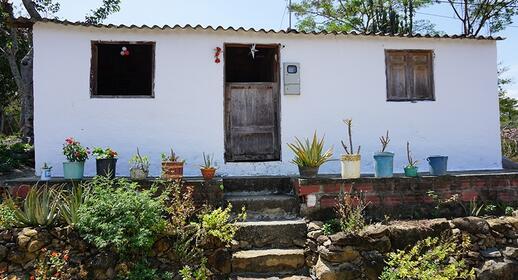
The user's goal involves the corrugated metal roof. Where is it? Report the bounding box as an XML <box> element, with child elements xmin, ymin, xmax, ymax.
<box><xmin>17</xmin><ymin>17</ymin><xmax>504</xmax><ymax>41</ymax></box>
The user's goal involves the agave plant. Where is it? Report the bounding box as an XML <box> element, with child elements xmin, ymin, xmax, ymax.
<box><xmin>59</xmin><ymin>186</ymin><xmax>90</xmax><ymax>226</ymax></box>
<box><xmin>5</xmin><ymin>186</ymin><xmax>61</xmax><ymax>227</ymax></box>
<box><xmin>287</xmin><ymin>132</ymin><xmax>333</xmax><ymax>167</ymax></box>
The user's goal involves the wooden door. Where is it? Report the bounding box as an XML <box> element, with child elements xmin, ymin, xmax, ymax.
<box><xmin>225</xmin><ymin>82</ymin><xmax>280</xmax><ymax>162</ymax></box>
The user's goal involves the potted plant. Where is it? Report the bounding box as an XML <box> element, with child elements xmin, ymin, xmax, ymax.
<box><xmin>62</xmin><ymin>137</ymin><xmax>89</xmax><ymax>180</ymax></box>
<box><xmin>287</xmin><ymin>132</ymin><xmax>333</xmax><ymax>178</ymax></box>
<box><xmin>129</xmin><ymin>148</ymin><xmax>150</xmax><ymax>180</ymax></box>
<box><xmin>340</xmin><ymin>119</ymin><xmax>361</xmax><ymax>179</ymax></box>
<box><xmin>200</xmin><ymin>152</ymin><xmax>217</xmax><ymax>181</ymax></box>
<box><xmin>40</xmin><ymin>162</ymin><xmax>52</xmax><ymax>181</ymax></box>
<box><xmin>92</xmin><ymin>147</ymin><xmax>118</xmax><ymax>179</ymax></box>
<box><xmin>373</xmin><ymin>130</ymin><xmax>394</xmax><ymax>178</ymax></box>
<box><xmin>404</xmin><ymin>142</ymin><xmax>419</xmax><ymax>177</ymax></box>
<box><xmin>161</xmin><ymin>148</ymin><xmax>184</xmax><ymax>180</ymax></box>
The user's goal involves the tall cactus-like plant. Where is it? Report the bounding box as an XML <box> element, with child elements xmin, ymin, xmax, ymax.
<box><xmin>341</xmin><ymin>119</ymin><xmax>361</xmax><ymax>155</ymax></box>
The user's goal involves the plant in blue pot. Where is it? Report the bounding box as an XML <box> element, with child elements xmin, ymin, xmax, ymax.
<box><xmin>373</xmin><ymin>130</ymin><xmax>394</xmax><ymax>178</ymax></box>
<box><xmin>404</xmin><ymin>142</ymin><xmax>419</xmax><ymax>177</ymax></box>
<box><xmin>62</xmin><ymin>137</ymin><xmax>89</xmax><ymax>180</ymax></box>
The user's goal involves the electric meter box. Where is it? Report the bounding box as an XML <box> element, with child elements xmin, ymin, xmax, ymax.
<box><xmin>283</xmin><ymin>63</ymin><xmax>300</xmax><ymax>95</ymax></box>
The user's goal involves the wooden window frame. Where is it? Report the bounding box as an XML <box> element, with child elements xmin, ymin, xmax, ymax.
<box><xmin>90</xmin><ymin>41</ymin><xmax>156</xmax><ymax>98</ymax></box>
<box><xmin>385</xmin><ymin>49</ymin><xmax>435</xmax><ymax>102</ymax></box>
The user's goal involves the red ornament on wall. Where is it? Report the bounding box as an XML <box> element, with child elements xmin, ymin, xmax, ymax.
<box><xmin>214</xmin><ymin>47</ymin><xmax>222</xmax><ymax>63</ymax></box>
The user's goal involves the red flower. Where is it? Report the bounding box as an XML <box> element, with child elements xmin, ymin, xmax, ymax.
<box><xmin>29</xmin><ymin>275</ymin><xmax>36</xmax><ymax>280</ymax></box>
<box><xmin>63</xmin><ymin>254</ymin><xmax>70</xmax><ymax>261</ymax></box>
<box><xmin>51</xmin><ymin>251</ymin><xmax>59</xmax><ymax>257</ymax></box>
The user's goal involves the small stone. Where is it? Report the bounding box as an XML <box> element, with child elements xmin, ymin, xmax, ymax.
<box><xmin>21</xmin><ymin>228</ymin><xmax>38</xmax><ymax>238</ymax></box>
<box><xmin>16</xmin><ymin>235</ymin><xmax>30</xmax><ymax>248</ymax></box>
<box><xmin>476</xmin><ymin>260</ymin><xmax>517</xmax><ymax>280</ymax></box>
<box><xmin>230</xmin><ymin>240</ymin><xmax>240</xmax><ymax>250</ymax></box>
<box><xmin>452</xmin><ymin>217</ymin><xmax>490</xmax><ymax>234</ymax></box>
<box><xmin>323</xmin><ymin>240</ymin><xmax>332</xmax><ymax>247</ymax></box>
<box><xmin>319</xmin><ymin>246</ymin><xmax>359</xmax><ymax>263</ymax></box>
<box><xmin>308</xmin><ymin>230</ymin><xmax>322</xmax><ymax>240</ymax></box>
<box><xmin>481</xmin><ymin>248</ymin><xmax>502</xmax><ymax>258</ymax></box>
<box><xmin>452</xmin><ymin>228</ymin><xmax>461</xmax><ymax>235</ymax></box>
<box><xmin>314</xmin><ymin>257</ymin><xmax>361</xmax><ymax>280</ymax></box>
<box><xmin>27</xmin><ymin>240</ymin><xmax>45</xmax><ymax>253</ymax></box>
<box><xmin>502</xmin><ymin>247</ymin><xmax>518</xmax><ymax>259</ymax></box>
<box><xmin>317</xmin><ymin>235</ymin><xmax>329</xmax><ymax>245</ymax></box>
<box><xmin>308</xmin><ymin>221</ymin><xmax>323</xmax><ymax>231</ymax></box>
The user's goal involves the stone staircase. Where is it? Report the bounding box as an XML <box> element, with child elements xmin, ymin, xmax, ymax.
<box><xmin>224</xmin><ymin>177</ymin><xmax>311</xmax><ymax>279</ymax></box>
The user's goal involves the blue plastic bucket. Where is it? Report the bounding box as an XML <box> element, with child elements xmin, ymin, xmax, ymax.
<box><xmin>374</xmin><ymin>152</ymin><xmax>394</xmax><ymax>178</ymax></box>
<box><xmin>63</xmin><ymin>161</ymin><xmax>85</xmax><ymax>180</ymax></box>
<box><xmin>427</xmin><ymin>156</ymin><xmax>448</xmax><ymax>176</ymax></box>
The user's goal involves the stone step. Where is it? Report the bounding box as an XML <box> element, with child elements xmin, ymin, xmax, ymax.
<box><xmin>232</xmin><ymin>275</ymin><xmax>312</xmax><ymax>280</ymax></box>
<box><xmin>234</xmin><ymin>220</ymin><xmax>307</xmax><ymax>250</ymax></box>
<box><xmin>232</xmin><ymin>249</ymin><xmax>306</xmax><ymax>275</ymax></box>
<box><xmin>223</xmin><ymin>177</ymin><xmax>293</xmax><ymax>195</ymax></box>
<box><xmin>225</xmin><ymin>194</ymin><xmax>300</xmax><ymax>220</ymax></box>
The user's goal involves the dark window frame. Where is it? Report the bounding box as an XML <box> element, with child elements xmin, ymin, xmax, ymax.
<box><xmin>90</xmin><ymin>41</ymin><xmax>156</xmax><ymax>98</ymax></box>
<box><xmin>385</xmin><ymin>49</ymin><xmax>435</xmax><ymax>102</ymax></box>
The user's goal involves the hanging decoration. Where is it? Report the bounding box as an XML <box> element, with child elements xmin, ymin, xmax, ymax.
<box><xmin>214</xmin><ymin>47</ymin><xmax>222</xmax><ymax>63</ymax></box>
<box><xmin>120</xmin><ymin>46</ymin><xmax>130</xmax><ymax>57</ymax></box>
<box><xmin>250</xmin><ymin>44</ymin><xmax>259</xmax><ymax>59</ymax></box>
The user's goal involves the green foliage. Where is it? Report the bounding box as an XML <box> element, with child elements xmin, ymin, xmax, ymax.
<box><xmin>499</xmin><ymin>64</ymin><xmax>517</xmax><ymax>127</ymax></box>
<box><xmin>59</xmin><ymin>186</ymin><xmax>90</xmax><ymax>227</ymax></box>
<box><xmin>117</xmin><ymin>260</ymin><xmax>174</xmax><ymax>280</ymax></box>
<box><xmin>287</xmin><ymin>132</ymin><xmax>333</xmax><ymax>167</ymax></box>
<box><xmin>179</xmin><ymin>258</ymin><xmax>209</xmax><ymax>280</ymax></box>
<box><xmin>336</xmin><ymin>192</ymin><xmax>368</xmax><ymax>233</ymax></box>
<box><xmin>0</xmin><ymin>201</ymin><xmax>17</xmax><ymax>230</ymax></box>
<box><xmin>92</xmin><ymin>147</ymin><xmax>118</xmax><ymax>159</ymax></box>
<box><xmin>290</xmin><ymin>0</ymin><xmax>435</xmax><ymax>34</ymax></box>
<box><xmin>62</xmin><ymin>137</ymin><xmax>89</xmax><ymax>162</ymax></box>
<box><xmin>0</xmin><ymin>136</ymin><xmax>33</xmax><ymax>172</ymax></box>
<box><xmin>76</xmin><ymin>177</ymin><xmax>166</xmax><ymax>255</ymax></box>
<box><xmin>5</xmin><ymin>186</ymin><xmax>60</xmax><ymax>227</ymax></box>
<box><xmin>129</xmin><ymin>148</ymin><xmax>150</xmax><ymax>172</ymax></box>
<box><xmin>162</xmin><ymin>182</ymin><xmax>197</xmax><ymax>235</ymax></box>
<box><xmin>201</xmin><ymin>152</ymin><xmax>216</xmax><ymax>169</ymax></box>
<box><xmin>161</xmin><ymin>148</ymin><xmax>182</xmax><ymax>162</ymax></box>
<box><xmin>380</xmin><ymin>236</ymin><xmax>475</xmax><ymax>280</ymax></box>
<box><xmin>85</xmin><ymin>0</ymin><xmax>122</xmax><ymax>24</ymax></box>
<box><xmin>196</xmin><ymin>204</ymin><xmax>246</xmax><ymax>244</ymax></box>
<box><xmin>322</xmin><ymin>219</ymin><xmax>341</xmax><ymax>235</ymax></box>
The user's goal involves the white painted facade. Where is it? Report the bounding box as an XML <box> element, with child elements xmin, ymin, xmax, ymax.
<box><xmin>32</xmin><ymin>22</ymin><xmax>502</xmax><ymax>177</ymax></box>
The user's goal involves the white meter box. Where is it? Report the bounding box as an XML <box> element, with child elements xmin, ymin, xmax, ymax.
<box><xmin>283</xmin><ymin>63</ymin><xmax>300</xmax><ymax>95</ymax></box>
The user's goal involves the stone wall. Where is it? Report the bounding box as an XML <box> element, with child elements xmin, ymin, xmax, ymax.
<box><xmin>0</xmin><ymin>226</ymin><xmax>230</xmax><ymax>279</ymax></box>
<box><xmin>305</xmin><ymin>216</ymin><xmax>518</xmax><ymax>280</ymax></box>
<box><xmin>294</xmin><ymin>172</ymin><xmax>518</xmax><ymax>219</ymax></box>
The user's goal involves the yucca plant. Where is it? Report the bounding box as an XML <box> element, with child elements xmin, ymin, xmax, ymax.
<box><xmin>287</xmin><ymin>132</ymin><xmax>333</xmax><ymax>167</ymax></box>
<box><xmin>5</xmin><ymin>186</ymin><xmax>61</xmax><ymax>227</ymax></box>
<box><xmin>60</xmin><ymin>186</ymin><xmax>90</xmax><ymax>226</ymax></box>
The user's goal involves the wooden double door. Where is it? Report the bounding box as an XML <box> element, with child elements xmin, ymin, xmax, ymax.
<box><xmin>224</xmin><ymin>44</ymin><xmax>280</xmax><ymax>162</ymax></box>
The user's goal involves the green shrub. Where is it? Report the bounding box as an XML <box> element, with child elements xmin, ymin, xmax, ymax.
<box><xmin>179</xmin><ymin>258</ymin><xmax>209</xmax><ymax>280</ymax></box>
<box><xmin>0</xmin><ymin>201</ymin><xmax>17</xmax><ymax>229</ymax></box>
<box><xmin>380</xmin><ymin>236</ymin><xmax>475</xmax><ymax>280</ymax></box>
<box><xmin>117</xmin><ymin>260</ymin><xmax>173</xmax><ymax>280</ymax></box>
<box><xmin>322</xmin><ymin>219</ymin><xmax>341</xmax><ymax>235</ymax></box>
<box><xmin>195</xmin><ymin>204</ymin><xmax>246</xmax><ymax>244</ymax></box>
<box><xmin>0</xmin><ymin>136</ymin><xmax>32</xmax><ymax>172</ymax></box>
<box><xmin>336</xmin><ymin>192</ymin><xmax>368</xmax><ymax>233</ymax></box>
<box><xmin>76</xmin><ymin>177</ymin><xmax>166</xmax><ymax>255</ymax></box>
<box><xmin>5</xmin><ymin>186</ymin><xmax>60</xmax><ymax>227</ymax></box>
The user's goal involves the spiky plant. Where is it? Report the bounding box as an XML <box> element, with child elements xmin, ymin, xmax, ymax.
<box><xmin>380</xmin><ymin>130</ymin><xmax>390</xmax><ymax>152</ymax></box>
<box><xmin>60</xmin><ymin>186</ymin><xmax>90</xmax><ymax>227</ymax></box>
<box><xmin>5</xmin><ymin>186</ymin><xmax>61</xmax><ymax>227</ymax></box>
<box><xmin>341</xmin><ymin>119</ymin><xmax>361</xmax><ymax>155</ymax></box>
<box><xmin>287</xmin><ymin>132</ymin><xmax>333</xmax><ymax>167</ymax></box>
<box><xmin>201</xmin><ymin>153</ymin><xmax>216</xmax><ymax>169</ymax></box>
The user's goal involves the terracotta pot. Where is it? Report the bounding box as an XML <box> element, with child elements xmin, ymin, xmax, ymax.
<box><xmin>161</xmin><ymin>161</ymin><xmax>184</xmax><ymax>180</ymax></box>
<box><xmin>200</xmin><ymin>168</ymin><xmax>216</xmax><ymax>181</ymax></box>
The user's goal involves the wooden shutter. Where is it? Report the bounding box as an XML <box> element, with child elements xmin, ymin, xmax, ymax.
<box><xmin>386</xmin><ymin>50</ymin><xmax>434</xmax><ymax>101</ymax></box>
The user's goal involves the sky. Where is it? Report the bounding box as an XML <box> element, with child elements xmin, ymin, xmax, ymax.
<box><xmin>13</xmin><ymin>0</ymin><xmax>518</xmax><ymax>97</ymax></box>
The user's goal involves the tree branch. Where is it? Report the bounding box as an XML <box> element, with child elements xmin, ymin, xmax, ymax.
<box><xmin>21</xmin><ymin>0</ymin><xmax>42</xmax><ymax>20</ymax></box>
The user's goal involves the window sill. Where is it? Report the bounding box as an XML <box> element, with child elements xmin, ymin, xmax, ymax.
<box><xmin>90</xmin><ymin>95</ymin><xmax>155</xmax><ymax>99</ymax></box>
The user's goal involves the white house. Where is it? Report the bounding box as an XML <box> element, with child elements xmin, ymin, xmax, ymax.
<box><xmin>31</xmin><ymin>19</ymin><xmax>503</xmax><ymax>177</ymax></box>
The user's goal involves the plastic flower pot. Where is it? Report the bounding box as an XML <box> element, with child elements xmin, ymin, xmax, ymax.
<box><xmin>130</xmin><ymin>168</ymin><xmax>148</xmax><ymax>180</ymax></box>
<box><xmin>162</xmin><ymin>161</ymin><xmax>184</xmax><ymax>180</ymax></box>
<box><xmin>63</xmin><ymin>161</ymin><xmax>85</xmax><ymax>180</ymax></box>
<box><xmin>201</xmin><ymin>168</ymin><xmax>216</xmax><ymax>181</ymax></box>
<box><xmin>40</xmin><ymin>168</ymin><xmax>52</xmax><ymax>181</ymax></box>
<box><xmin>298</xmin><ymin>166</ymin><xmax>319</xmax><ymax>178</ymax></box>
<box><xmin>341</xmin><ymin>154</ymin><xmax>361</xmax><ymax>179</ymax></box>
<box><xmin>96</xmin><ymin>158</ymin><xmax>117</xmax><ymax>179</ymax></box>
<box><xmin>373</xmin><ymin>152</ymin><xmax>394</xmax><ymax>178</ymax></box>
<box><xmin>404</xmin><ymin>166</ymin><xmax>418</xmax><ymax>177</ymax></box>
<box><xmin>427</xmin><ymin>155</ymin><xmax>448</xmax><ymax>176</ymax></box>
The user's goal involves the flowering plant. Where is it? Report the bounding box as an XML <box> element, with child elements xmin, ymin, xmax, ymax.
<box><xmin>63</xmin><ymin>138</ymin><xmax>89</xmax><ymax>162</ymax></box>
<box><xmin>32</xmin><ymin>248</ymin><xmax>70</xmax><ymax>280</ymax></box>
<box><xmin>92</xmin><ymin>147</ymin><xmax>118</xmax><ymax>159</ymax></box>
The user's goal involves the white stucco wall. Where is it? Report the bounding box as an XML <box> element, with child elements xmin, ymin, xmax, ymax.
<box><xmin>32</xmin><ymin>22</ymin><xmax>502</xmax><ymax>177</ymax></box>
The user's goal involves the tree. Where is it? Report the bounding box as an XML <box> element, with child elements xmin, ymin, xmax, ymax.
<box><xmin>446</xmin><ymin>0</ymin><xmax>518</xmax><ymax>36</ymax></box>
<box><xmin>498</xmin><ymin>64</ymin><xmax>518</xmax><ymax>127</ymax></box>
<box><xmin>290</xmin><ymin>0</ymin><xmax>435</xmax><ymax>34</ymax></box>
<box><xmin>0</xmin><ymin>0</ymin><xmax>122</xmax><ymax>142</ymax></box>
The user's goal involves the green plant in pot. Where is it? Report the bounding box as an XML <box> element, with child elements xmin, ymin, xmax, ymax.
<box><xmin>129</xmin><ymin>148</ymin><xmax>150</xmax><ymax>180</ymax></box>
<box><xmin>161</xmin><ymin>148</ymin><xmax>185</xmax><ymax>180</ymax></box>
<box><xmin>62</xmin><ymin>137</ymin><xmax>89</xmax><ymax>180</ymax></box>
<box><xmin>92</xmin><ymin>147</ymin><xmax>118</xmax><ymax>179</ymax></box>
<box><xmin>373</xmin><ymin>131</ymin><xmax>394</xmax><ymax>178</ymax></box>
<box><xmin>340</xmin><ymin>119</ymin><xmax>361</xmax><ymax>179</ymax></box>
<box><xmin>404</xmin><ymin>142</ymin><xmax>419</xmax><ymax>177</ymax></box>
<box><xmin>200</xmin><ymin>152</ymin><xmax>217</xmax><ymax>181</ymax></box>
<box><xmin>287</xmin><ymin>132</ymin><xmax>333</xmax><ymax>178</ymax></box>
